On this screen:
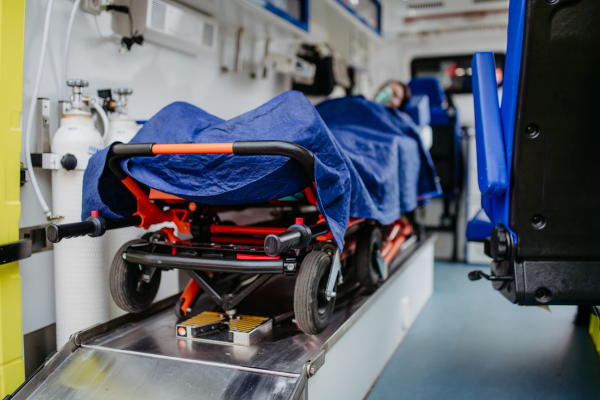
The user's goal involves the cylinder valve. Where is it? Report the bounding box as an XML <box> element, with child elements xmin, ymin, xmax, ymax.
<box><xmin>66</xmin><ymin>79</ymin><xmax>89</xmax><ymax>110</ymax></box>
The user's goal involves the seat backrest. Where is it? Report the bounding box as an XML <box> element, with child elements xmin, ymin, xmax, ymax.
<box><xmin>511</xmin><ymin>0</ymin><xmax>600</xmax><ymax>259</ymax></box>
<box><xmin>409</xmin><ymin>77</ymin><xmax>462</xmax><ymax>194</ymax></box>
<box><xmin>408</xmin><ymin>77</ymin><xmax>453</xmax><ymax>126</ymax></box>
<box><xmin>403</xmin><ymin>94</ymin><xmax>430</xmax><ymax>128</ymax></box>
<box><xmin>470</xmin><ymin>0</ymin><xmax>600</xmax><ymax>306</ymax></box>
<box><xmin>408</xmin><ymin>77</ymin><xmax>446</xmax><ymax>108</ymax></box>
<box><xmin>477</xmin><ymin>0</ymin><xmax>600</xmax><ymax>259</ymax></box>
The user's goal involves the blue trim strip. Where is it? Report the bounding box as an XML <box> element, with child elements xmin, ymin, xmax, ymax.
<box><xmin>334</xmin><ymin>0</ymin><xmax>381</xmax><ymax>35</ymax></box>
<box><xmin>249</xmin><ymin>1</ymin><xmax>309</xmax><ymax>32</ymax></box>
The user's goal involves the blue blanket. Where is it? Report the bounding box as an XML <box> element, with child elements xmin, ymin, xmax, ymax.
<box><xmin>82</xmin><ymin>91</ymin><xmax>439</xmax><ymax>248</ymax></box>
<box><xmin>316</xmin><ymin>96</ymin><xmax>440</xmax><ymax>218</ymax></box>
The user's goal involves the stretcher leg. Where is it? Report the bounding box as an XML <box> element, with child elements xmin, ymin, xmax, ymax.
<box><xmin>176</xmin><ymin>279</ymin><xmax>201</xmax><ymax>318</ymax></box>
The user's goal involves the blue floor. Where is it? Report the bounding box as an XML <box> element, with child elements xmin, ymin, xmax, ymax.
<box><xmin>367</xmin><ymin>262</ymin><xmax>600</xmax><ymax>400</ymax></box>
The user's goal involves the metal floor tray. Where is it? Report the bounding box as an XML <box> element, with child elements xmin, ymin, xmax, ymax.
<box><xmin>12</xmin><ymin>235</ymin><xmax>435</xmax><ymax>400</ymax></box>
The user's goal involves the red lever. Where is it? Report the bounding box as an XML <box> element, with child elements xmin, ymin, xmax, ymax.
<box><xmin>91</xmin><ymin>210</ymin><xmax>99</xmax><ymax>217</ymax></box>
<box><xmin>295</xmin><ymin>218</ymin><xmax>304</xmax><ymax>225</ymax></box>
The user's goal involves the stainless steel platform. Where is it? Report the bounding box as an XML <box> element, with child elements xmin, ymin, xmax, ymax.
<box><xmin>13</xmin><ymin>235</ymin><xmax>435</xmax><ymax>400</ymax></box>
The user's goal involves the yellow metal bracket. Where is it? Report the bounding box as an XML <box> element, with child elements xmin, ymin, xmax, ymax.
<box><xmin>0</xmin><ymin>0</ymin><xmax>26</xmax><ymax>395</ymax></box>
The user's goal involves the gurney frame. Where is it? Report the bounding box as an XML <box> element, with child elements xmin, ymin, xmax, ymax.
<box><xmin>47</xmin><ymin>140</ymin><xmax>413</xmax><ymax>335</ymax></box>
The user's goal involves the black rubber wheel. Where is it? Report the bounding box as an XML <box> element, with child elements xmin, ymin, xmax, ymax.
<box><xmin>294</xmin><ymin>251</ymin><xmax>335</xmax><ymax>335</ymax></box>
<box><xmin>110</xmin><ymin>239</ymin><xmax>162</xmax><ymax>313</ymax></box>
<box><xmin>355</xmin><ymin>226</ymin><xmax>383</xmax><ymax>290</ymax></box>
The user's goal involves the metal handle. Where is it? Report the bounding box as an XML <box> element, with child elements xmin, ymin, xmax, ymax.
<box><xmin>264</xmin><ymin>230</ymin><xmax>304</xmax><ymax>257</ymax></box>
<box><xmin>46</xmin><ymin>215</ymin><xmax>142</xmax><ymax>243</ymax></box>
<box><xmin>47</xmin><ymin>217</ymin><xmax>106</xmax><ymax>243</ymax></box>
<box><xmin>66</xmin><ymin>79</ymin><xmax>89</xmax><ymax>88</ymax></box>
<box><xmin>106</xmin><ymin>141</ymin><xmax>316</xmax><ymax>183</ymax></box>
<box><xmin>468</xmin><ymin>270</ymin><xmax>513</xmax><ymax>282</ymax></box>
<box><xmin>264</xmin><ymin>223</ymin><xmax>329</xmax><ymax>257</ymax></box>
<box><xmin>66</xmin><ymin>79</ymin><xmax>89</xmax><ymax>109</ymax></box>
<box><xmin>114</xmin><ymin>88</ymin><xmax>133</xmax><ymax>95</ymax></box>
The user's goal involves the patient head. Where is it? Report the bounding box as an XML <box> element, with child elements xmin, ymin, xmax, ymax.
<box><xmin>375</xmin><ymin>81</ymin><xmax>412</xmax><ymax>110</ymax></box>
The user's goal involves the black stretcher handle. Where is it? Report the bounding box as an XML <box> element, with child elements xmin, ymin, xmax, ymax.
<box><xmin>232</xmin><ymin>141</ymin><xmax>315</xmax><ymax>182</ymax></box>
<box><xmin>47</xmin><ymin>216</ymin><xmax>141</xmax><ymax>243</ymax></box>
<box><xmin>47</xmin><ymin>217</ymin><xmax>105</xmax><ymax>243</ymax></box>
<box><xmin>264</xmin><ymin>223</ymin><xmax>329</xmax><ymax>257</ymax></box>
<box><xmin>106</xmin><ymin>141</ymin><xmax>316</xmax><ymax>182</ymax></box>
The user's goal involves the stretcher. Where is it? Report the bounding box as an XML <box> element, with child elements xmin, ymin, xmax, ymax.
<box><xmin>48</xmin><ymin>140</ymin><xmax>414</xmax><ymax>336</ymax></box>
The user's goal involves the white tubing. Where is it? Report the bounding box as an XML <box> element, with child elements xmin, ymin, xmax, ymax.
<box><xmin>91</xmin><ymin>100</ymin><xmax>110</xmax><ymax>138</ymax></box>
<box><xmin>62</xmin><ymin>0</ymin><xmax>82</xmax><ymax>100</ymax></box>
<box><xmin>24</xmin><ymin>0</ymin><xmax>56</xmax><ymax>218</ymax></box>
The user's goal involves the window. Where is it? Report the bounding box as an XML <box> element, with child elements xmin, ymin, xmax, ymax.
<box><xmin>411</xmin><ymin>53</ymin><xmax>505</xmax><ymax>94</ymax></box>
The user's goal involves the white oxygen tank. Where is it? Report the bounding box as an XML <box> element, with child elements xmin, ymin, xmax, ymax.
<box><xmin>103</xmin><ymin>88</ymin><xmax>145</xmax><ymax>319</ymax></box>
<box><xmin>52</xmin><ymin>80</ymin><xmax>108</xmax><ymax>347</ymax></box>
<box><xmin>103</xmin><ymin>88</ymin><xmax>140</xmax><ymax>147</ymax></box>
<box><xmin>103</xmin><ymin>115</ymin><xmax>140</xmax><ymax>147</ymax></box>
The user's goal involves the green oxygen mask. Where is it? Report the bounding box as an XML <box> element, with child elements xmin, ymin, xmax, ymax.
<box><xmin>375</xmin><ymin>86</ymin><xmax>394</xmax><ymax>105</ymax></box>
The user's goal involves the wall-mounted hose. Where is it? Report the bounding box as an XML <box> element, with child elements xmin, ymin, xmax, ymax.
<box><xmin>24</xmin><ymin>0</ymin><xmax>56</xmax><ymax>219</ymax></box>
<box><xmin>90</xmin><ymin>98</ymin><xmax>110</xmax><ymax>137</ymax></box>
<box><xmin>62</xmin><ymin>0</ymin><xmax>82</xmax><ymax>100</ymax></box>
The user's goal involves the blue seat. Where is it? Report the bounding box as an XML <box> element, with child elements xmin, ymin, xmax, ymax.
<box><xmin>403</xmin><ymin>94</ymin><xmax>430</xmax><ymax>128</ymax></box>
<box><xmin>466</xmin><ymin>209</ymin><xmax>494</xmax><ymax>242</ymax></box>
<box><xmin>468</xmin><ymin>0</ymin><xmax>600</xmax><ymax>306</ymax></box>
<box><xmin>408</xmin><ymin>77</ymin><xmax>461</xmax><ymax>196</ymax></box>
<box><xmin>408</xmin><ymin>77</ymin><xmax>452</xmax><ymax>125</ymax></box>
<box><xmin>409</xmin><ymin>77</ymin><xmax>463</xmax><ymax>261</ymax></box>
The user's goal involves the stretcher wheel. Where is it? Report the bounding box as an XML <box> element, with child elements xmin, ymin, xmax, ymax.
<box><xmin>110</xmin><ymin>239</ymin><xmax>162</xmax><ymax>313</ymax></box>
<box><xmin>294</xmin><ymin>251</ymin><xmax>335</xmax><ymax>335</ymax></box>
<box><xmin>355</xmin><ymin>225</ymin><xmax>383</xmax><ymax>290</ymax></box>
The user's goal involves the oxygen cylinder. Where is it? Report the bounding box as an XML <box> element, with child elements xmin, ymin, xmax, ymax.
<box><xmin>103</xmin><ymin>88</ymin><xmax>140</xmax><ymax>147</ymax></box>
<box><xmin>102</xmin><ymin>88</ymin><xmax>145</xmax><ymax>319</ymax></box>
<box><xmin>52</xmin><ymin>80</ymin><xmax>108</xmax><ymax>347</ymax></box>
<box><xmin>103</xmin><ymin>115</ymin><xmax>140</xmax><ymax>147</ymax></box>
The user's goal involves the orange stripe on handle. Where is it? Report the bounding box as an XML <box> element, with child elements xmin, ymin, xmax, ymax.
<box><xmin>152</xmin><ymin>143</ymin><xmax>234</xmax><ymax>155</ymax></box>
<box><xmin>210</xmin><ymin>225</ymin><xmax>287</xmax><ymax>235</ymax></box>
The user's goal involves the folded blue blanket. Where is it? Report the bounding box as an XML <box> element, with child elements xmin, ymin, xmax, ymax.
<box><xmin>82</xmin><ymin>91</ymin><xmax>439</xmax><ymax>248</ymax></box>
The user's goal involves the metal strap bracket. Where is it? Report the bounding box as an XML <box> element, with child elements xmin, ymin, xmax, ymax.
<box><xmin>325</xmin><ymin>249</ymin><xmax>341</xmax><ymax>300</ymax></box>
<box><xmin>306</xmin><ymin>350</ymin><xmax>326</xmax><ymax>377</ymax></box>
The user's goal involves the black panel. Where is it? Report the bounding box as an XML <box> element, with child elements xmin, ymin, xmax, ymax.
<box><xmin>518</xmin><ymin>261</ymin><xmax>600</xmax><ymax>305</ymax></box>
<box><xmin>429</xmin><ymin>126</ymin><xmax>461</xmax><ymax>194</ymax></box>
<box><xmin>510</xmin><ymin>0</ymin><xmax>600</xmax><ymax>258</ymax></box>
